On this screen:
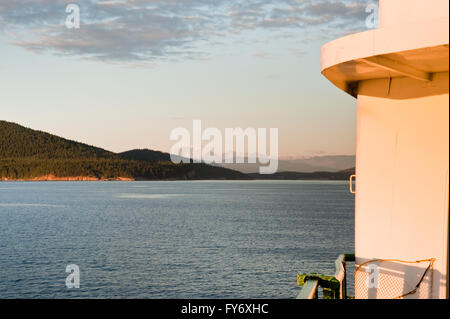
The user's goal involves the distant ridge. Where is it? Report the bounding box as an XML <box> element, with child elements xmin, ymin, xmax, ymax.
<box><xmin>219</xmin><ymin>155</ymin><xmax>355</xmax><ymax>173</ymax></box>
<box><xmin>0</xmin><ymin>120</ymin><xmax>250</xmax><ymax>181</ymax></box>
<box><xmin>119</xmin><ymin>149</ymin><xmax>172</xmax><ymax>162</ymax></box>
<box><xmin>248</xmin><ymin>167</ymin><xmax>355</xmax><ymax>180</ymax></box>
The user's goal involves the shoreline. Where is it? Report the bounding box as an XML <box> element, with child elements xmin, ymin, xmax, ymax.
<box><xmin>0</xmin><ymin>178</ymin><xmax>350</xmax><ymax>182</ymax></box>
<box><xmin>1</xmin><ymin>175</ymin><xmax>135</xmax><ymax>182</ymax></box>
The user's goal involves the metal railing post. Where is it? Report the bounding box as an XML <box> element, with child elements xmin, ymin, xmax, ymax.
<box><xmin>297</xmin><ymin>253</ymin><xmax>355</xmax><ymax>299</ymax></box>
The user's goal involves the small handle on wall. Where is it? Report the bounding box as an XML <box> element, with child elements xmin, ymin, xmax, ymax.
<box><xmin>350</xmin><ymin>175</ymin><xmax>356</xmax><ymax>194</ymax></box>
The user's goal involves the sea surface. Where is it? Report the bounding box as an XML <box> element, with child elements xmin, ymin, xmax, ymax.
<box><xmin>0</xmin><ymin>181</ymin><xmax>354</xmax><ymax>298</ymax></box>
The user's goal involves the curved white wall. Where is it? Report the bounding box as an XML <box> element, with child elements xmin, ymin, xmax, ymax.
<box><xmin>354</xmin><ymin>73</ymin><xmax>449</xmax><ymax>299</ymax></box>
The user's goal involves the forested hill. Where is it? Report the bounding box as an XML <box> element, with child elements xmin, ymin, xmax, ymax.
<box><xmin>0</xmin><ymin>120</ymin><xmax>250</xmax><ymax>181</ymax></box>
<box><xmin>0</xmin><ymin>120</ymin><xmax>114</xmax><ymax>159</ymax></box>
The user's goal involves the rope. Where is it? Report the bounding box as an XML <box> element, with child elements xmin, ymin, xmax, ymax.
<box><xmin>354</xmin><ymin>258</ymin><xmax>435</xmax><ymax>299</ymax></box>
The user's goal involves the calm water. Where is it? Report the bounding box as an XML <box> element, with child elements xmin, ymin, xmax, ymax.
<box><xmin>0</xmin><ymin>181</ymin><xmax>354</xmax><ymax>298</ymax></box>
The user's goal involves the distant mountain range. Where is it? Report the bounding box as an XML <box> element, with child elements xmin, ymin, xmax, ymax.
<box><xmin>248</xmin><ymin>167</ymin><xmax>355</xmax><ymax>180</ymax></box>
<box><xmin>0</xmin><ymin>120</ymin><xmax>355</xmax><ymax>181</ymax></box>
<box><xmin>218</xmin><ymin>155</ymin><xmax>355</xmax><ymax>173</ymax></box>
<box><xmin>0</xmin><ymin>121</ymin><xmax>249</xmax><ymax>181</ymax></box>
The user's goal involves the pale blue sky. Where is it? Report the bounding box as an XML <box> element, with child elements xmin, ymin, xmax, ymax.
<box><xmin>0</xmin><ymin>0</ymin><xmax>375</xmax><ymax>157</ymax></box>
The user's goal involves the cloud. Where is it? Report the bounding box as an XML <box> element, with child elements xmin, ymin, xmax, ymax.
<box><xmin>0</xmin><ymin>0</ymin><xmax>372</xmax><ymax>64</ymax></box>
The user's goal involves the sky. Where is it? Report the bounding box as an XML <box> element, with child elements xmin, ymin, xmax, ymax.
<box><xmin>0</xmin><ymin>0</ymin><xmax>377</xmax><ymax>158</ymax></box>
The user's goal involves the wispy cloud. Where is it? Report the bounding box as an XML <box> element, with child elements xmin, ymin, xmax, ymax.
<box><xmin>0</xmin><ymin>0</ymin><xmax>371</xmax><ymax>64</ymax></box>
